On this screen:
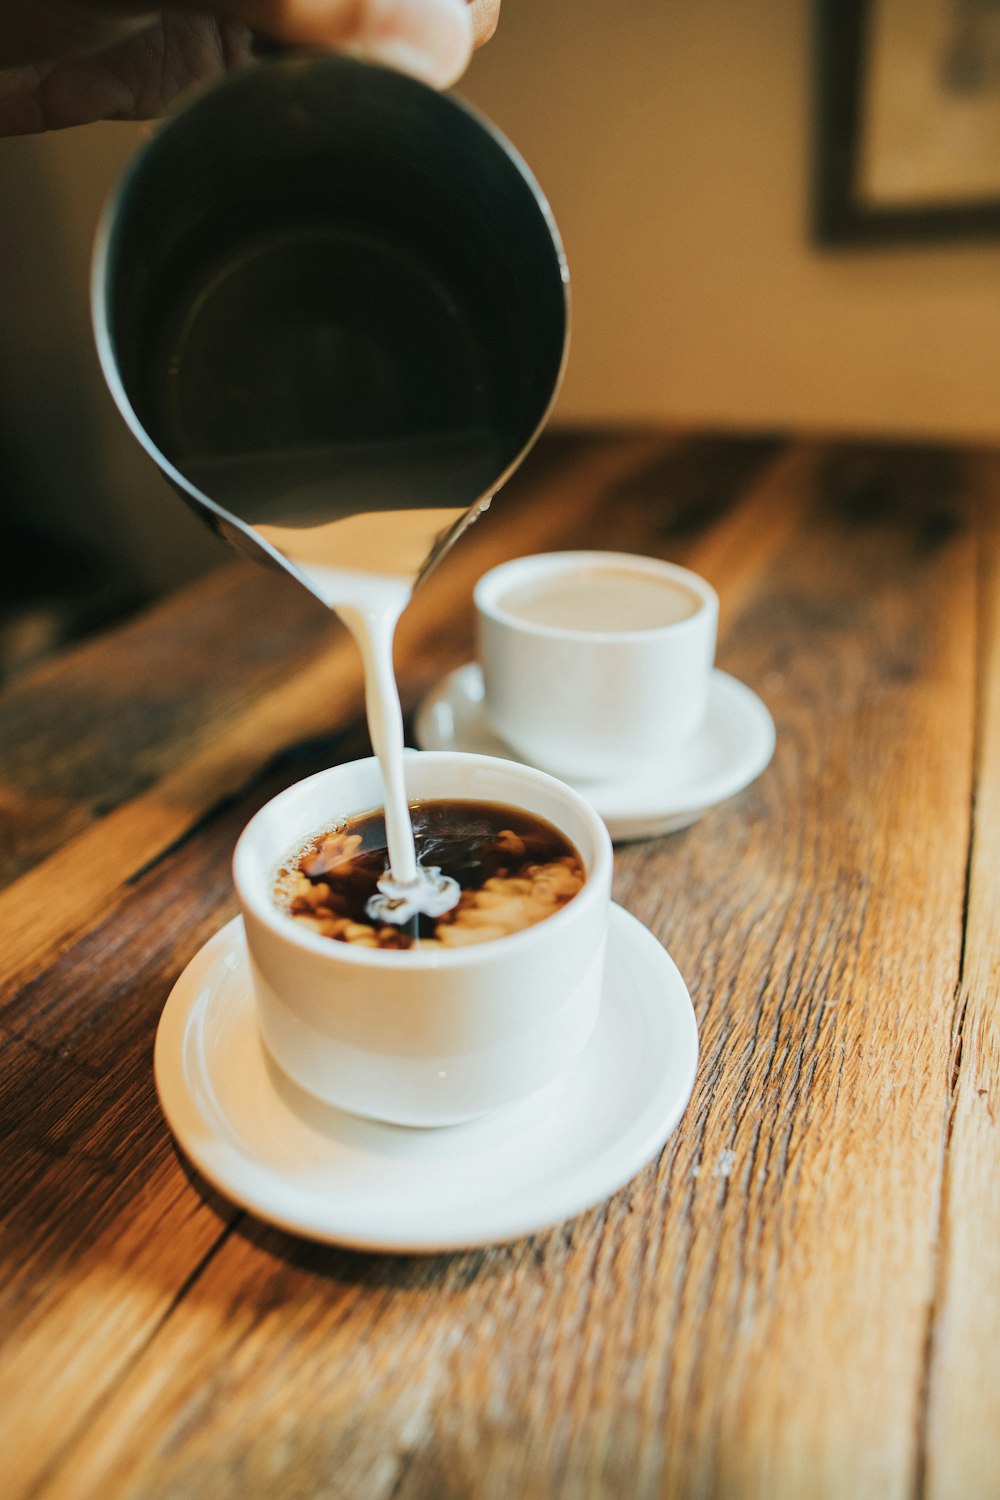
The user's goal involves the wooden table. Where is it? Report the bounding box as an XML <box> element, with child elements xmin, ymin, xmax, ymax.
<box><xmin>1</xmin><ymin>431</ymin><xmax>997</xmax><ymax>1500</ymax></box>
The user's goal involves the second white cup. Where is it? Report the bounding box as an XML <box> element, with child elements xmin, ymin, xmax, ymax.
<box><xmin>475</xmin><ymin>551</ymin><xmax>719</xmax><ymax>782</ymax></box>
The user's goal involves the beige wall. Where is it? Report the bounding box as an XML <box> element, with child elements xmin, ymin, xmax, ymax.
<box><xmin>463</xmin><ymin>0</ymin><xmax>1000</xmax><ymax>441</ymax></box>
<box><xmin>2</xmin><ymin>0</ymin><xmax>1000</xmax><ymax>593</ymax></box>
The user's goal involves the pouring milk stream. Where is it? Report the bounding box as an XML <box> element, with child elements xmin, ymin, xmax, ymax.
<box><xmin>254</xmin><ymin>507</ymin><xmax>477</xmax><ymax>921</ymax></box>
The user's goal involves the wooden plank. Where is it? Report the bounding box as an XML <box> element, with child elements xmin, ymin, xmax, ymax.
<box><xmin>923</xmin><ymin>456</ymin><xmax>1000</xmax><ymax>1500</ymax></box>
<box><xmin>0</xmin><ymin>640</ymin><xmax>360</xmax><ymax>1008</ymax></box>
<box><xmin>0</xmin><ymin>1156</ymin><xmax>232</xmax><ymax>1500</ymax></box>
<box><xmin>14</xmin><ymin>441</ymin><xmax>975</xmax><ymax>1500</ymax></box>
<box><xmin>0</xmin><ymin>561</ymin><xmax>335</xmax><ymax>885</ymax></box>
<box><xmin>0</xmin><ymin>820</ymin><xmax>246</xmax><ymax>1498</ymax></box>
<box><xmin>630</xmin><ymin>445</ymin><xmax>977</xmax><ymax>1499</ymax></box>
<box><xmin>683</xmin><ymin>442</ymin><xmax>831</xmax><ymax>629</ymax></box>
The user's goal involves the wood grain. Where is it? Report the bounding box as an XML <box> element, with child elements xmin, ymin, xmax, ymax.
<box><xmin>0</xmin><ymin>433</ymin><xmax>995</xmax><ymax>1500</ymax></box>
<box><xmin>923</xmin><ymin>454</ymin><xmax>1000</xmax><ymax>1500</ymax></box>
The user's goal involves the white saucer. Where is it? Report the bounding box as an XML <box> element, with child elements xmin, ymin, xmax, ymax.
<box><xmin>414</xmin><ymin>664</ymin><xmax>776</xmax><ymax>841</ymax></box>
<box><xmin>154</xmin><ymin>906</ymin><xmax>698</xmax><ymax>1254</ymax></box>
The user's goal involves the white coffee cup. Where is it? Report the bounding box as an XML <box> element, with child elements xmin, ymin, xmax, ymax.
<box><xmin>475</xmin><ymin>551</ymin><xmax>719</xmax><ymax>782</ymax></box>
<box><xmin>232</xmin><ymin>750</ymin><xmax>613</xmax><ymax>1127</ymax></box>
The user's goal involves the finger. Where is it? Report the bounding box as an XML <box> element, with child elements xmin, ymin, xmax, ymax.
<box><xmin>222</xmin><ymin>0</ymin><xmax>474</xmax><ymax>87</ymax></box>
<box><xmin>467</xmin><ymin>0</ymin><xmax>499</xmax><ymax>48</ymax></box>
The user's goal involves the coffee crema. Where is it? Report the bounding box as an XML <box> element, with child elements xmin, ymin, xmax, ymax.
<box><xmin>498</xmin><ymin>567</ymin><xmax>701</xmax><ymax>632</ymax></box>
<box><xmin>275</xmin><ymin>799</ymin><xmax>584</xmax><ymax>950</ymax></box>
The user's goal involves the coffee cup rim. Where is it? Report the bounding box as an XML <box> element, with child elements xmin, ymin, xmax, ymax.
<box><xmin>474</xmin><ymin>550</ymin><xmax>718</xmax><ymax>643</ymax></box>
<box><xmin>232</xmin><ymin>750</ymin><xmax>612</xmax><ymax>970</ymax></box>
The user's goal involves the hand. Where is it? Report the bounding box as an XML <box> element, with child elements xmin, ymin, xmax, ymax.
<box><xmin>0</xmin><ymin>0</ymin><xmax>500</xmax><ymax>134</ymax></box>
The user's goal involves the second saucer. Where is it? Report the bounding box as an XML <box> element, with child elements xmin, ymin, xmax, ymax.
<box><xmin>414</xmin><ymin>663</ymin><xmax>775</xmax><ymax>842</ymax></box>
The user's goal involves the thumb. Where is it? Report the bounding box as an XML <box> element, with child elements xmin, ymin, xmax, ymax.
<box><xmin>229</xmin><ymin>0</ymin><xmax>474</xmax><ymax>87</ymax></box>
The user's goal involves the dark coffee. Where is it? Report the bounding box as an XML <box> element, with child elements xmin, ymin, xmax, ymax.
<box><xmin>276</xmin><ymin>799</ymin><xmax>584</xmax><ymax>949</ymax></box>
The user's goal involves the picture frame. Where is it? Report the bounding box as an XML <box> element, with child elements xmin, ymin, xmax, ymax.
<box><xmin>814</xmin><ymin>0</ymin><xmax>1000</xmax><ymax>244</ymax></box>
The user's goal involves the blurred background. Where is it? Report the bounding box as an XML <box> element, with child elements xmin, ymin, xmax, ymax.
<box><xmin>2</xmin><ymin>0</ymin><xmax>1000</xmax><ymax>676</ymax></box>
